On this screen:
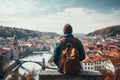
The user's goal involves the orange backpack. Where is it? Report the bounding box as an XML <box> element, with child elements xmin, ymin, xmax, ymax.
<box><xmin>59</xmin><ymin>37</ymin><xmax>80</xmax><ymax>74</ymax></box>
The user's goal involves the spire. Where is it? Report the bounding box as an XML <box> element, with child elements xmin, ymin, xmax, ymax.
<box><xmin>13</xmin><ymin>28</ymin><xmax>18</xmax><ymax>41</ymax></box>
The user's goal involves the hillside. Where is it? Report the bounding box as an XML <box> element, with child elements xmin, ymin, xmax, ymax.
<box><xmin>0</xmin><ymin>25</ymin><xmax>59</xmax><ymax>39</ymax></box>
<box><xmin>87</xmin><ymin>25</ymin><xmax>120</xmax><ymax>37</ymax></box>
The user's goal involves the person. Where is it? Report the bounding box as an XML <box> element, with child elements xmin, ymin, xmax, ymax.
<box><xmin>53</xmin><ymin>24</ymin><xmax>85</xmax><ymax>72</ymax></box>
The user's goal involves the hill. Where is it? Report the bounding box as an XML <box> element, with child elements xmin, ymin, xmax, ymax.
<box><xmin>73</xmin><ymin>33</ymin><xmax>86</xmax><ymax>37</ymax></box>
<box><xmin>87</xmin><ymin>25</ymin><xmax>120</xmax><ymax>37</ymax></box>
<box><xmin>0</xmin><ymin>25</ymin><xmax>59</xmax><ymax>39</ymax></box>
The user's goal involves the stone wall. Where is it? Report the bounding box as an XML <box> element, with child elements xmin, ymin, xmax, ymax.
<box><xmin>39</xmin><ymin>70</ymin><xmax>103</xmax><ymax>80</ymax></box>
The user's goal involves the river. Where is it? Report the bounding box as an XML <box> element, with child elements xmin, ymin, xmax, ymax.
<box><xmin>18</xmin><ymin>51</ymin><xmax>52</xmax><ymax>80</ymax></box>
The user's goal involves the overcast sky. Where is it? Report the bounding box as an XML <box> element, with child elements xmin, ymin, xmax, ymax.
<box><xmin>0</xmin><ymin>0</ymin><xmax>120</xmax><ymax>34</ymax></box>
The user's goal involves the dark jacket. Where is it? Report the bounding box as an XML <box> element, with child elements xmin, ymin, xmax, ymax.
<box><xmin>53</xmin><ymin>33</ymin><xmax>85</xmax><ymax>67</ymax></box>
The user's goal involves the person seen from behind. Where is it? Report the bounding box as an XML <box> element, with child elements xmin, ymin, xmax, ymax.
<box><xmin>53</xmin><ymin>24</ymin><xmax>85</xmax><ymax>74</ymax></box>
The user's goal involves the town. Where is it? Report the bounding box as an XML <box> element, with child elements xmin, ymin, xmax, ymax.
<box><xmin>0</xmin><ymin>30</ymin><xmax>120</xmax><ymax>80</ymax></box>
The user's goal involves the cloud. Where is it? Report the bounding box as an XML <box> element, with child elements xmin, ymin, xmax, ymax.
<box><xmin>1</xmin><ymin>7</ymin><xmax>120</xmax><ymax>34</ymax></box>
<box><xmin>0</xmin><ymin>0</ymin><xmax>42</xmax><ymax>16</ymax></box>
<box><xmin>1</xmin><ymin>0</ymin><xmax>120</xmax><ymax>16</ymax></box>
<box><xmin>0</xmin><ymin>0</ymin><xmax>16</xmax><ymax>15</ymax></box>
<box><xmin>0</xmin><ymin>0</ymin><xmax>120</xmax><ymax>34</ymax></box>
<box><xmin>0</xmin><ymin>0</ymin><xmax>67</xmax><ymax>17</ymax></box>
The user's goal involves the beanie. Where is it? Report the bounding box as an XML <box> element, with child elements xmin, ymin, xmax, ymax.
<box><xmin>63</xmin><ymin>24</ymin><xmax>73</xmax><ymax>34</ymax></box>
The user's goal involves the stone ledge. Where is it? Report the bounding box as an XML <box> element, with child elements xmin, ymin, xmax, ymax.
<box><xmin>39</xmin><ymin>70</ymin><xmax>103</xmax><ymax>80</ymax></box>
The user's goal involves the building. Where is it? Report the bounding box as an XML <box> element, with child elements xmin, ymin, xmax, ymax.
<box><xmin>82</xmin><ymin>55</ymin><xmax>108</xmax><ymax>71</ymax></box>
<box><xmin>105</xmin><ymin>58</ymin><xmax>120</xmax><ymax>73</ymax></box>
<box><xmin>12</xmin><ymin>29</ymin><xmax>19</xmax><ymax>60</ymax></box>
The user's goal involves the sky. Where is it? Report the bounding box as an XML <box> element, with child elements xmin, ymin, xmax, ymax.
<box><xmin>0</xmin><ymin>0</ymin><xmax>120</xmax><ymax>34</ymax></box>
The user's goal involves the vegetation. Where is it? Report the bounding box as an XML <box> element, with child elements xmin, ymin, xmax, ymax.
<box><xmin>87</xmin><ymin>25</ymin><xmax>120</xmax><ymax>37</ymax></box>
<box><xmin>8</xmin><ymin>71</ymin><xmax>35</xmax><ymax>80</ymax></box>
<box><xmin>100</xmin><ymin>66</ymin><xmax>120</xmax><ymax>80</ymax></box>
<box><xmin>1</xmin><ymin>59</ymin><xmax>35</xmax><ymax>80</ymax></box>
<box><xmin>0</xmin><ymin>25</ymin><xmax>59</xmax><ymax>39</ymax></box>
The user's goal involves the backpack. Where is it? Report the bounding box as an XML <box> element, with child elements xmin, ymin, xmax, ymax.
<box><xmin>59</xmin><ymin>37</ymin><xmax>80</xmax><ymax>74</ymax></box>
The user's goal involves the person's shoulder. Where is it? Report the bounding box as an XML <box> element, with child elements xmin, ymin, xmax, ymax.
<box><xmin>59</xmin><ymin>36</ymin><xmax>63</xmax><ymax>39</ymax></box>
<box><xmin>59</xmin><ymin>35</ymin><xmax>65</xmax><ymax>40</ymax></box>
<box><xmin>59</xmin><ymin>34</ymin><xmax>65</xmax><ymax>38</ymax></box>
<box><xmin>56</xmin><ymin>36</ymin><xmax>64</xmax><ymax>44</ymax></box>
<box><xmin>74</xmin><ymin>37</ymin><xmax>82</xmax><ymax>43</ymax></box>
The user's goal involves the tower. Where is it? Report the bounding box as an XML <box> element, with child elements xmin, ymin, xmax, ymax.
<box><xmin>13</xmin><ymin>28</ymin><xmax>19</xmax><ymax>60</ymax></box>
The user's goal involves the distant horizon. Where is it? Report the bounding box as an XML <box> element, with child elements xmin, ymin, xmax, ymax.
<box><xmin>0</xmin><ymin>0</ymin><xmax>120</xmax><ymax>34</ymax></box>
<box><xmin>0</xmin><ymin>24</ymin><xmax>119</xmax><ymax>35</ymax></box>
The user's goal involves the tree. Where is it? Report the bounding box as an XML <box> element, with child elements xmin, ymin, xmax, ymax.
<box><xmin>104</xmin><ymin>76</ymin><xmax>112</xmax><ymax>80</ymax></box>
<box><xmin>114</xmin><ymin>64</ymin><xmax>120</xmax><ymax>80</ymax></box>
<box><xmin>100</xmin><ymin>69</ymin><xmax>114</xmax><ymax>80</ymax></box>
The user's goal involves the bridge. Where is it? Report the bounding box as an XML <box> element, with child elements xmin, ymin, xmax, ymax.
<box><xmin>13</xmin><ymin>58</ymin><xmax>57</xmax><ymax>71</ymax></box>
<box><xmin>16</xmin><ymin>58</ymin><xmax>45</xmax><ymax>70</ymax></box>
<box><xmin>0</xmin><ymin>58</ymin><xmax>57</xmax><ymax>80</ymax></box>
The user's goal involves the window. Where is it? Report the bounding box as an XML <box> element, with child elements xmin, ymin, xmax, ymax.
<box><xmin>99</xmin><ymin>61</ymin><xmax>101</xmax><ymax>64</ymax></box>
<box><xmin>102</xmin><ymin>66</ymin><xmax>104</xmax><ymax>68</ymax></box>
<box><xmin>88</xmin><ymin>67</ymin><xmax>90</xmax><ymax>69</ymax></box>
<box><xmin>95</xmin><ymin>66</ymin><xmax>96</xmax><ymax>69</ymax></box>
<box><xmin>97</xmin><ymin>66</ymin><xmax>98</xmax><ymax>68</ymax></box>
<box><xmin>99</xmin><ymin>66</ymin><xmax>101</xmax><ymax>69</ymax></box>
<box><xmin>91</xmin><ymin>67</ymin><xmax>93</xmax><ymax>70</ymax></box>
<box><xmin>91</xmin><ymin>63</ymin><xmax>93</xmax><ymax>65</ymax></box>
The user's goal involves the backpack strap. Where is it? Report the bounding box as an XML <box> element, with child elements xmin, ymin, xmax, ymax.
<box><xmin>59</xmin><ymin>37</ymin><xmax>78</xmax><ymax>46</ymax></box>
<box><xmin>72</xmin><ymin>37</ymin><xmax>78</xmax><ymax>47</ymax></box>
<box><xmin>59</xmin><ymin>38</ymin><xmax>66</xmax><ymax>45</ymax></box>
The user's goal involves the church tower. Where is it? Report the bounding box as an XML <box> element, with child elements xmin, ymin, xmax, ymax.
<box><xmin>13</xmin><ymin>28</ymin><xmax>19</xmax><ymax>60</ymax></box>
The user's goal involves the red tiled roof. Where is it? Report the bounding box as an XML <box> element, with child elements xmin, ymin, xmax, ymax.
<box><xmin>0</xmin><ymin>48</ymin><xmax>4</xmax><ymax>52</ymax></box>
<box><xmin>82</xmin><ymin>55</ymin><xmax>108</xmax><ymax>63</ymax></box>
<box><xmin>110</xmin><ymin>58</ymin><xmax>120</xmax><ymax>67</ymax></box>
<box><xmin>32</xmin><ymin>43</ymin><xmax>39</xmax><ymax>47</ymax></box>
<box><xmin>106</xmin><ymin>52</ymin><xmax>119</xmax><ymax>58</ymax></box>
<box><xmin>92</xmin><ymin>56</ymin><xmax>108</xmax><ymax>61</ymax></box>
<box><xmin>0</xmin><ymin>48</ymin><xmax>5</xmax><ymax>56</ymax></box>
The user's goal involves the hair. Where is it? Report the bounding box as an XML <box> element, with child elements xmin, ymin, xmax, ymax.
<box><xmin>63</xmin><ymin>24</ymin><xmax>73</xmax><ymax>34</ymax></box>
